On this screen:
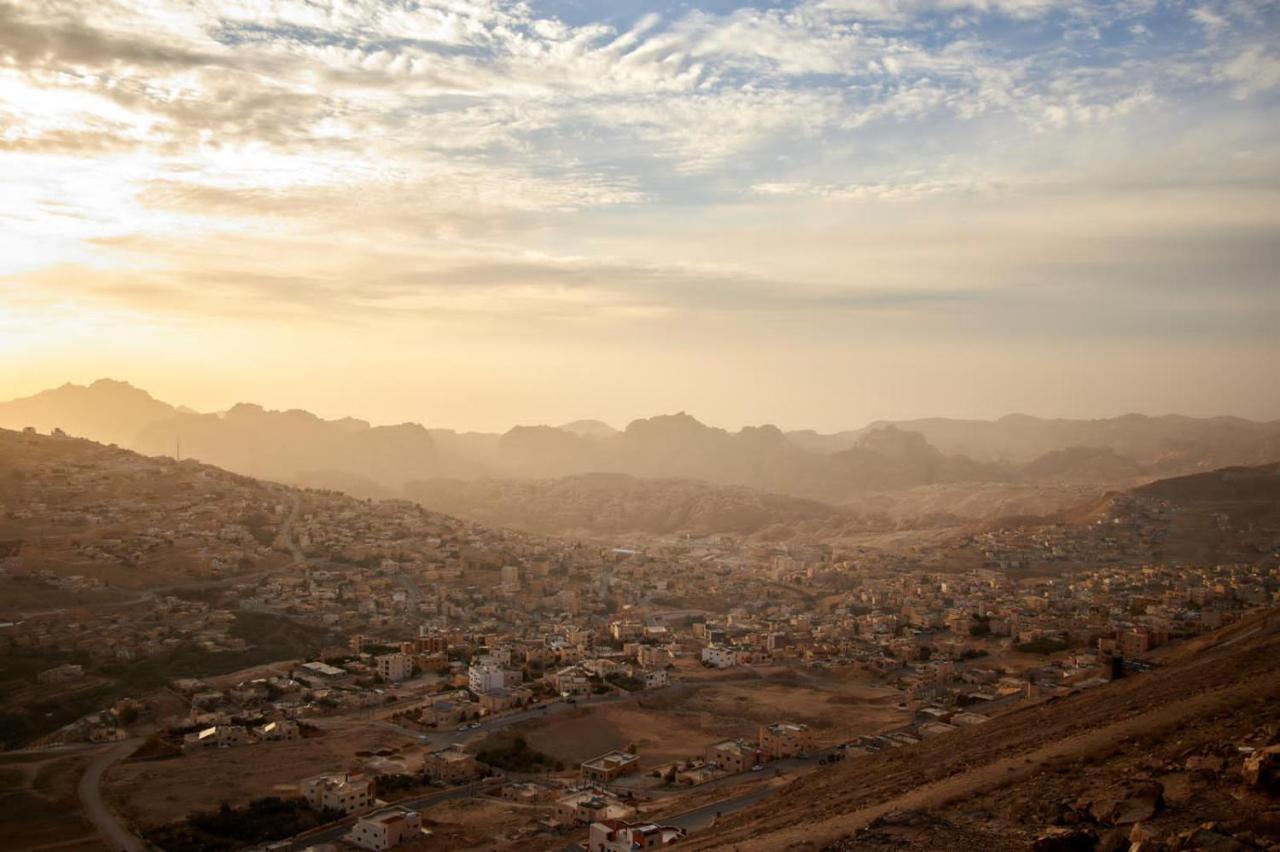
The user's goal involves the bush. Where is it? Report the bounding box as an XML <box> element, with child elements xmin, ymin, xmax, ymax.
<box><xmin>147</xmin><ymin>797</ymin><xmax>342</xmax><ymax>851</ymax></box>
<box><xmin>477</xmin><ymin>736</ymin><xmax>560</xmax><ymax>773</ymax></box>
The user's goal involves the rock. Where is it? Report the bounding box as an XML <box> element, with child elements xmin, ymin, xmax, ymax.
<box><xmin>1179</xmin><ymin>827</ymin><xmax>1250</xmax><ymax>851</ymax></box>
<box><xmin>1096</xmin><ymin>829</ymin><xmax>1128</xmax><ymax>852</ymax></box>
<box><xmin>1187</xmin><ymin>755</ymin><xmax>1226</xmax><ymax>774</ymax></box>
<box><xmin>1088</xmin><ymin>782</ymin><xmax>1165</xmax><ymax>825</ymax></box>
<box><xmin>1243</xmin><ymin>746</ymin><xmax>1280</xmax><ymax>796</ymax></box>
<box><xmin>1033</xmin><ymin>826</ymin><xmax>1098</xmax><ymax>851</ymax></box>
<box><xmin>1130</xmin><ymin>823</ymin><xmax>1157</xmax><ymax>845</ymax></box>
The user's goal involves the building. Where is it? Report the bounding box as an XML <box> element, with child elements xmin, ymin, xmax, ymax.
<box><xmin>556</xmin><ymin>791</ymin><xmax>637</xmax><ymax>825</ymax></box>
<box><xmin>300</xmin><ymin>773</ymin><xmax>374</xmax><ymax>814</ymax></box>
<box><xmin>349</xmin><ymin>807</ymin><xmax>422</xmax><ymax>850</ymax></box>
<box><xmin>376</xmin><ymin>653</ymin><xmax>413</xmax><ymax>683</ymax></box>
<box><xmin>581</xmin><ymin>750</ymin><xmax>640</xmax><ymax>785</ymax></box>
<box><xmin>588</xmin><ymin>819</ymin><xmax>685</xmax><ymax>851</ymax></box>
<box><xmin>476</xmin><ymin>685</ymin><xmax>531</xmax><ymax>713</ymax></box>
<box><xmin>551</xmin><ymin>665</ymin><xmax>592</xmax><ymax>696</ymax></box>
<box><xmin>705</xmin><ymin>739</ymin><xmax>763</xmax><ymax>774</ymax></box>
<box><xmin>293</xmin><ymin>661</ymin><xmax>347</xmax><ymax>688</ymax></box>
<box><xmin>701</xmin><ymin>645</ymin><xmax>737</xmax><ymax>668</ymax></box>
<box><xmin>758</xmin><ymin>722</ymin><xmax>814</xmax><ymax>759</ymax></box>
<box><xmin>468</xmin><ymin>657</ymin><xmax>507</xmax><ymax>694</ymax></box>
<box><xmin>424</xmin><ymin>747</ymin><xmax>481</xmax><ymax>783</ymax></box>
<box><xmin>642</xmin><ymin>669</ymin><xmax>669</xmax><ymax>689</ymax></box>
<box><xmin>256</xmin><ymin>720</ymin><xmax>301</xmax><ymax>741</ymax></box>
<box><xmin>500</xmin><ymin>564</ymin><xmax>520</xmax><ymax>592</ymax></box>
<box><xmin>182</xmin><ymin>725</ymin><xmax>250</xmax><ymax>753</ymax></box>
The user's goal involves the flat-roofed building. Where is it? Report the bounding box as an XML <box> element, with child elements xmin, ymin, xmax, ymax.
<box><xmin>588</xmin><ymin>819</ymin><xmax>685</xmax><ymax>851</ymax></box>
<box><xmin>349</xmin><ymin>807</ymin><xmax>422</xmax><ymax>850</ymax></box>
<box><xmin>581</xmin><ymin>750</ymin><xmax>640</xmax><ymax>785</ymax></box>
<box><xmin>300</xmin><ymin>773</ymin><xmax>374</xmax><ymax>815</ymax></box>
<box><xmin>758</xmin><ymin>721</ymin><xmax>814</xmax><ymax>759</ymax></box>
<box><xmin>424</xmin><ymin>747</ymin><xmax>481</xmax><ymax>783</ymax></box>
<box><xmin>705</xmin><ymin>738</ymin><xmax>763</xmax><ymax>774</ymax></box>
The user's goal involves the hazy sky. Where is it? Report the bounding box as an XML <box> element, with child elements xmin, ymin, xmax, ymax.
<box><xmin>1</xmin><ymin>0</ymin><xmax>1278</xmax><ymax>431</ymax></box>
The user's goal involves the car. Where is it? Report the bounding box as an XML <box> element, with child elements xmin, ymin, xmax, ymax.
<box><xmin>468</xmin><ymin>722</ymin><xmax>481</xmax><ymax>729</ymax></box>
<box><xmin>751</xmin><ymin>764</ymin><xmax>764</xmax><ymax>772</ymax></box>
<box><xmin>456</xmin><ymin>724</ymin><xmax>468</xmax><ymax>731</ymax></box>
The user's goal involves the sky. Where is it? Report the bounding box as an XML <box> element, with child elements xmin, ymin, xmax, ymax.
<box><xmin>1</xmin><ymin>0</ymin><xmax>1278</xmax><ymax>431</ymax></box>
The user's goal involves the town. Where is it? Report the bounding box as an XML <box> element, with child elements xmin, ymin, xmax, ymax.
<box><xmin>2</xmin><ymin>430</ymin><xmax>1278</xmax><ymax>851</ymax></box>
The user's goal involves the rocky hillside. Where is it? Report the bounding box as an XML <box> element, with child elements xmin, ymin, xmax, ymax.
<box><xmin>683</xmin><ymin>612</ymin><xmax>1280</xmax><ymax>851</ymax></box>
<box><xmin>404</xmin><ymin>473</ymin><xmax>889</xmax><ymax>538</ymax></box>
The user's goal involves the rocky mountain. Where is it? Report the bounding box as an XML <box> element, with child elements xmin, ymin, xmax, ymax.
<box><xmin>0</xmin><ymin>379</ymin><xmax>176</xmax><ymax>448</ymax></box>
<box><xmin>825</xmin><ymin>413</ymin><xmax>1280</xmax><ymax>470</ymax></box>
<box><xmin>2</xmin><ymin>381</ymin><xmax>1278</xmax><ymax>514</ymax></box>
<box><xmin>404</xmin><ymin>473</ymin><xmax>884</xmax><ymax>539</ymax></box>
<box><xmin>131</xmin><ymin>403</ymin><xmax>441</xmax><ymax>487</ymax></box>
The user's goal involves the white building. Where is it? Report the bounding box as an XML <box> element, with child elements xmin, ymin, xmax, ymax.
<box><xmin>701</xmin><ymin>645</ymin><xmax>738</xmax><ymax>668</ymax></box>
<box><xmin>588</xmin><ymin>820</ymin><xmax>684</xmax><ymax>851</ymax></box>
<box><xmin>349</xmin><ymin>807</ymin><xmax>422</xmax><ymax>850</ymax></box>
<box><xmin>376</xmin><ymin>653</ymin><xmax>413</xmax><ymax>683</ymax></box>
<box><xmin>468</xmin><ymin>655</ymin><xmax>507</xmax><ymax>694</ymax></box>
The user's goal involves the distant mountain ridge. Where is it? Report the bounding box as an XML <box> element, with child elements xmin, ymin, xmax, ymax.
<box><xmin>1</xmin><ymin>380</ymin><xmax>1278</xmax><ymax>509</ymax></box>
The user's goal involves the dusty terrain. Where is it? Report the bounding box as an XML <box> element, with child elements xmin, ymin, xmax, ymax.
<box><xmin>0</xmin><ymin>749</ymin><xmax>103</xmax><ymax>851</ymax></box>
<box><xmin>492</xmin><ymin>672</ymin><xmax>909</xmax><ymax>771</ymax></box>
<box><xmin>105</xmin><ymin>721</ymin><xmax>424</xmax><ymax>828</ymax></box>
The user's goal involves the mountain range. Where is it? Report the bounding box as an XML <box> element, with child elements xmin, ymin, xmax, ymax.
<box><xmin>2</xmin><ymin>380</ymin><xmax>1279</xmax><ymax>528</ymax></box>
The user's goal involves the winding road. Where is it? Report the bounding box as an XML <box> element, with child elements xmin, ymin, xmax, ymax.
<box><xmin>77</xmin><ymin>737</ymin><xmax>147</xmax><ymax>852</ymax></box>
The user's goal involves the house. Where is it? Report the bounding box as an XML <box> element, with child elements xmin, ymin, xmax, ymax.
<box><xmin>700</xmin><ymin>645</ymin><xmax>737</xmax><ymax>668</ymax></box>
<box><xmin>424</xmin><ymin>747</ymin><xmax>481</xmax><ymax>783</ymax></box>
<box><xmin>300</xmin><ymin>773</ymin><xmax>374</xmax><ymax>814</ymax></box>
<box><xmin>588</xmin><ymin>819</ymin><xmax>685</xmax><ymax>851</ymax></box>
<box><xmin>550</xmin><ymin>665</ymin><xmax>592</xmax><ymax>696</ymax></box>
<box><xmin>182</xmin><ymin>725</ymin><xmax>250</xmax><ymax>753</ymax></box>
<box><xmin>581</xmin><ymin>750</ymin><xmax>640</xmax><ymax>785</ymax></box>
<box><xmin>555</xmin><ymin>791</ymin><xmax>636</xmax><ymax>824</ymax></box>
<box><xmin>293</xmin><ymin>661</ymin><xmax>347</xmax><ymax>689</ymax></box>
<box><xmin>349</xmin><ymin>807</ymin><xmax>422</xmax><ymax>850</ymax></box>
<box><xmin>705</xmin><ymin>739</ymin><xmax>762</xmax><ymax>774</ymax></box>
<box><xmin>376</xmin><ymin>653</ymin><xmax>413</xmax><ymax>683</ymax></box>
<box><xmin>758</xmin><ymin>722</ymin><xmax>813</xmax><ymax>759</ymax></box>
<box><xmin>256</xmin><ymin>720</ymin><xmax>301</xmax><ymax>741</ymax></box>
<box><xmin>642</xmin><ymin>669</ymin><xmax>669</xmax><ymax>689</ymax></box>
<box><xmin>476</xmin><ymin>685</ymin><xmax>531</xmax><ymax>713</ymax></box>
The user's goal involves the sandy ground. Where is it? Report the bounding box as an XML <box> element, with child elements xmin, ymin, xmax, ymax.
<box><xmin>0</xmin><ymin>750</ymin><xmax>103</xmax><ymax>851</ymax></box>
<box><xmin>396</xmin><ymin>796</ymin><xmax>541</xmax><ymax>851</ymax></box>
<box><xmin>505</xmin><ymin>672</ymin><xmax>910</xmax><ymax>771</ymax></box>
<box><xmin>105</xmin><ymin>721</ymin><xmax>424</xmax><ymax>828</ymax></box>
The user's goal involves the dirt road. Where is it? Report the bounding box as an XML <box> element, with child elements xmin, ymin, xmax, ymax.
<box><xmin>78</xmin><ymin>738</ymin><xmax>147</xmax><ymax>852</ymax></box>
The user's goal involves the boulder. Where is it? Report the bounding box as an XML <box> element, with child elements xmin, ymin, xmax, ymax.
<box><xmin>1032</xmin><ymin>826</ymin><xmax>1098</xmax><ymax>851</ymax></box>
<box><xmin>1178</xmin><ymin>827</ymin><xmax>1250</xmax><ymax>851</ymax></box>
<box><xmin>1086</xmin><ymin>782</ymin><xmax>1164</xmax><ymax>825</ymax></box>
<box><xmin>1243</xmin><ymin>746</ymin><xmax>1280</xmax><ymax>796</ymax></box>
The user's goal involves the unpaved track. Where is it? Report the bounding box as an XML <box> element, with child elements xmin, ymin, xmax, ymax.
<box><xmin>78</xmin><ymin>738</ymin><xmax>147</xmax><ymax>852</ymax></box>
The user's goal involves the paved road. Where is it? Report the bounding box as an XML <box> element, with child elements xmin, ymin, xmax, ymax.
<box><xmin>665</xmin><ymin>783</ymin><xmax>780</xmax><ymax>832</ymax></box>
<box><xmin>77</xmin><ymin>737</ymin><xmax>148</xmax><ymax>852</ymax></box>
